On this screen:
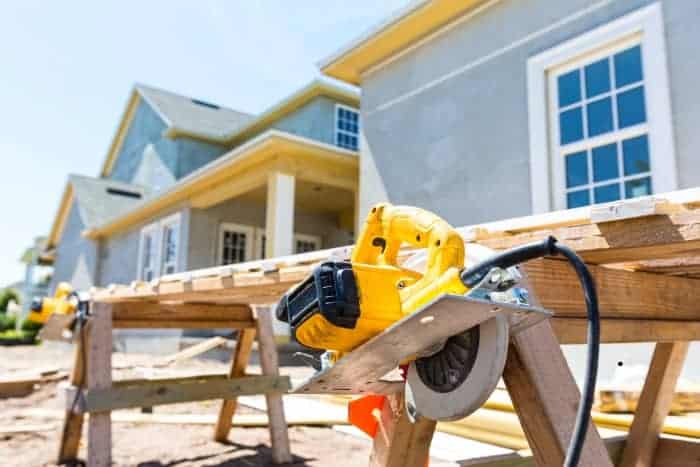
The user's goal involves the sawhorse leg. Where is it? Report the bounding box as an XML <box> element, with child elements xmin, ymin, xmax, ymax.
<box><xmin>57</xmin><ymin>302</ymin><xmax>113</xmax><ymax>466</ymax></box>
<box><xmin>254</xmin><ymin>306</ymin><xmax>292</xmax><ymax>464</ymax></box>
<box><xmin>619</xmin><ymin>341</ymin><xmax>689</xmax><ymax>467</ymax></box>
<box><xmin>370</xmin><ymin>392</ymin><xmax>436</xmax><ymax>467</ymax></box>
<box><xmin>214</xmin><ymin>325</ymin><xmax>256</xmax><ymax>441</ymax></box>
<box><xmin>503</xmin><ymin>320</ymin><xmax>612</xmax><ymax>467</ymax></box>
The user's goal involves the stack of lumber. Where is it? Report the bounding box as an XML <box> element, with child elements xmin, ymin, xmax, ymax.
<box><xmin>0</xmin><ymin>368</ymin><xmax>66</xmax><ymax>398</ymax></box>
<box><xmin>89</xmin><ymin>189</ymin><xmax>700</xmax><ymax>346</ymax></box>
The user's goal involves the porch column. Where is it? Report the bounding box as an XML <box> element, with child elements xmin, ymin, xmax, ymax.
<box><xmin>265</xmin><ymin>172</ymin><xmax>295</xmax><ymax>258</ymax></box>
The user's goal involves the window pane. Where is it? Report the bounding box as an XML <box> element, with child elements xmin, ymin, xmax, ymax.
<box><xmin>594</xmin><ymin>183</ymin><xmax>621</xmax><ymax>203</ymax></box>
<box><xmin>617</xmin><ymin>86</ymin><xmax>646</xmax><ymax>128</ymax></box>
<box><xmin>614</xmin><ymin>45</ymin><xmax>643</xmax><ymax>88</ymax></box>
<box><xmin>567</xmin><ymin>189</ymin><xmax>590</xmax><ymax>208</ymax></box>
<box><xmin>585</xmin><ymin>58</ymin><xmax>610</xmax><ymax>98</ymax></box>
<box><xmin>625</xmin><ymin>177</ymin><xmax>652</xmax><ymax>198</ymax></box>
<box><xmin>565</xmin><ymin>151</ymin><xmax>588</xmax><ymax>188</ymax></box>
<box><xmin>587</xmin><ymin>97</ymin><xmax>614</xmax><ymax>137</ymax></box>
<box><xmin>591</xmin><ymin>143</ymin><xmax>618</xmax><ymax>182</ymax></box>
<box><xmin>558</xmin><ymin>70</ymin><xmax>581</xmax><ymax>107</ymax></box>
<box><xmin>622</xmin><ymin>134</ymin><xmax>650</xmax><ymax>175</ymax></box>
<box><xmin>560</xmin><ymin>107</ymin><xmax>584</xmax><ymax>144</ymax></box>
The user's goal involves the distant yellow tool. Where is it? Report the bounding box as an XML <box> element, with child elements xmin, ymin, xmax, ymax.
<box><xmin>27</xmin><ymin>282</ymin><xmax>77</xmax><ymax>324</ymax></box>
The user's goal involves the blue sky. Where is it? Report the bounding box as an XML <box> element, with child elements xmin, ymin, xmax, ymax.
<box><xmin>0</xmin><ymin>1</ymin><xmax>407</xmax><ymax>287</ymax></box>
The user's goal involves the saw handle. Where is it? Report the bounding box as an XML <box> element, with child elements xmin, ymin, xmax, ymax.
<box><xmin>460</xmin><ymin>236</ymin><xmax>558</xmax><ymax>287</ymax></box>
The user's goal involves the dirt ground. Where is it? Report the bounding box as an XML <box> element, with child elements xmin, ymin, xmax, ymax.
<box><xmin>0</xmin><ymin>341</ymin><xmax>374</xmax><ymax>467</ymax></box>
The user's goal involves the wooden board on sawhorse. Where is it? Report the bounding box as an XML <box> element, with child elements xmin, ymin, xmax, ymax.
<box><xmin>55</xmin><ymin>302</ymin><xmax>292</xmax><ymax>466</ymax></box>
<box><xmin>293</xmin><ymin>294</ymin><xmax>613</xmax><ymax>467</ymax></box>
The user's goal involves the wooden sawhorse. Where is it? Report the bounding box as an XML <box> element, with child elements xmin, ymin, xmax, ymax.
<box><xmin>56</xmin><ymin>302</ymin><xmax>292</xmax><ymax>466</ymax></box>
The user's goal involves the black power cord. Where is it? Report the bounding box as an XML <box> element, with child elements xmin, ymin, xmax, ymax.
<box><xmin>460</xmin><ymin>236</ymin><xmax>600</xmax><ymax>467</ymax></box>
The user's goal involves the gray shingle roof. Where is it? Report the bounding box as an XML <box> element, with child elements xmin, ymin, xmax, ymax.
<box><xmin>135</xmin><ymin>84</ymin><xmax>255</xmax><ymax>141</ymax></box>
<box><xmin>69</xmin><ymin>174</ymin><xmax>151</xmax><ymax>228</ymax></box>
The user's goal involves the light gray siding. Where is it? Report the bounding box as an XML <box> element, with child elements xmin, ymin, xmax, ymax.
<box><xmin>272</xmin><ymin>96</ymin><xmax>346</xmax><ymax>146</ymax></box>
<box><xmin>187</xmin><ymin>197</ymin><xmax>353</xmax><ymax>270</ymax></box>
<box><xmin>49</xmin><ymin>200</ymin><xmax>98</xmax><ymax>293</ymax></box>
<box><xmin>359</xmin><ymin>0</ymin><xmax>699</xmax><ymax>226</ymax></box>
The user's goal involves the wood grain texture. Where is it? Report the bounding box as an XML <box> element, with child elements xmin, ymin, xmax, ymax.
<box><xmin>69</xmin><ymin>375</ymin><xmax>288</xmax><ymax>412</ymax></box>
<box><xmin>87</xmin><ymin>303</ymin><xmax>113</xmax><ymax>467</ymax></box>
<box><xmin>255</xmin><ymin>306</ymin><xmax>292</xmax><ymax>464</ymax></box>
<box><xmin>619</xmin><ymin>342</ymin><xmax>690</xmax><ymax>467</ymax></box>
<box><xmin>503</xmin><ymin>321</ymin><xmax>612</xmax><ymax>467</ymax></box>
<box><xmin>57</xmin><ymin>319</ymin><xmax>89</xmax><ymax>464</ymax></box>
<box><xmin>214</xmin><ymin>328</ymin><xmax>256</xmax><ymax>442</ymax></box>
<box><xmin>524</xmin><ymin>258</ymin><xmax>700</xmax><ymax>321</ymax></box>
<box><xmin>369</xmin><ymin>393</ymin><xmax>436</xmax><ymax>467</ymax></box>
<box><xmin>552</xmin><ymin>318</ymin><xmax>700</xmax><ymax>344</ymax></box>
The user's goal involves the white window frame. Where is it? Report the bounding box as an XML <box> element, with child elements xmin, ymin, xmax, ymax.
<box><xmin>527</xmin><ymin>3</ymin><xmax>677</xmax><ymax>213</ymax></box>
<box><xmin>218</xmin><ymin>222</ymin><xmax>255</xmax><ymax>265</ymax></box>
<box><xmin>159</xmin><ymin>213</ymin><xmax>181</xmax><ymax>275</ymax></box>
<box><xmin>255</xmin><ymin>229</ymin><xmax>267</xmax><ymax>260</ymax></box>
<box><xmin>137</xmin><ymin>213</ymin><xmax>182</xmax><ymax>280</ymax></box>
<box><xmin>334</xmin><ymin>103</ymin><xmax>360</xmax><ymax>151</ymax></box>
<box><xmin>294</xmin><ymin>233</ymin><xmax>322</xmax><ymax>254</ymax></box>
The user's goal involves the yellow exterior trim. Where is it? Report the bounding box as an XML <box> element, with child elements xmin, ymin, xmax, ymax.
<box><xmin>321</xmin><ymin>0</ymin><xmax>484</xmax><ymax>84</ymax></box>
<box><xmin>47</xmin><ymin>184</ymin><xmax>74</xmax><ymax>249</ymax></box>
<box><xmin>100</xmin><ymin>92</ymin><xmax>141</xmax><ymax>177</ymax></box>
<box><xmin>85</xmin><ymin>131</ymin><xmax>359</xmax><ymax>239</ymax></box>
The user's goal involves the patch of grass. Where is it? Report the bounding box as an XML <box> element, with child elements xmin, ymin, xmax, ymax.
<box><xmin>0</xmin><ymin>328</ymin><xmax>39</xmax><ymax>345</ymax></box>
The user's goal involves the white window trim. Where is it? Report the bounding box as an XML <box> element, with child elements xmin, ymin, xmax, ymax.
<box><xmin>137</xmin><ymin>213</ymin><xmax>182</xmax><ymax>280</ymax></box>
<box><xmin>255</xmin><ymin>229</ymin><xmax>266</xmax><ymax>260</ymax></box>
<box><xmin>159</xmin><ymin>213</ymin><xmax>181</xmax><ymax>275</ymax></box>
<box><xmin>137</xmin><ymin>222</ymin><xmax>159</xmax><ymax>281</ymax></box>
<box><xmin>218</xmin><ymin>222</ymin><xmax>255</xmax><ymax>265</ymax></box>
<box><xmin>527</xmin><ymin>3</ymin><xmax>677</xmax><ymax>213</ymax></box>
<box><xmin>334</xmin><ymin>103</ymin><xmax>360</xmax><ymax>150</ymax></box>
<box><xmin>294</xmin><ymin>233</ymin><xmax>322</xmax><ymax>253</ymax></box>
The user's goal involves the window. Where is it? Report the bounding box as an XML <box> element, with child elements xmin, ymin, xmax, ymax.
<box><xmin>138</xmin><ymin>213</ymin><xmax>181</xmax><ymax>280</ymax></box>
<box><xmin>335</xmin><ymin>104</ymin><xmax>360</xmax><ymax>151</ymax></box>
<box><xmin>294</xmin><ymin>233</ymin><xmax>321</xmax><ymax>254</ymax></box>
<box><xmin>219</xmin><ymin>223</ymin><xmax>254</xmax><ymax>265</ymax></box>
<box><xmin>555</xmin><ymin>44</ymin><xmax>652</xmax><ymax>208</ymax></box>
<box><xmin>256</xmin><ymin>230</ymin><xmax>267</xmax><ymax>259</ymax></box>
<box><xmin>160</xmin><ymin>216</ymin><xmax>180</xmax><ymax>275</ymax></box>
<box><xmin>138</xmin><ymin>224</ymin><xmax>158</xmax><ymax>281</ymax></box>
<box><xmin>527</xmin><ymin>4</ymin><xmax>677</xmax><ymax>212</ymax></box>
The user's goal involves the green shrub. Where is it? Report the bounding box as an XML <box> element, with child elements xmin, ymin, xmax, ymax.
<box><xmin>0</xmin><ymin>313</ymin><xmax>16</xmax><ymax>331</ymax></box>
<box><xmin>21</xmin><ymin>318</ymin><xmax>43</xmax><ymax>333</ymax></box>
<box><xmin>0</xmin><ymin>288</ymin><xmax>20</xmax><ymax>312</ymax></box>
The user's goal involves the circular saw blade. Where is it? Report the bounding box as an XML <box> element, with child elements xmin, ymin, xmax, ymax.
<box><xmin>405</xmin><ymin>314</ymin><xmax>509</xmax><ymax>422</ymax></box>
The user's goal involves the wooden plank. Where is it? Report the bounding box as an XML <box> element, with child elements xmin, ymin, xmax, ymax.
<box><xmin>597</xmin><ymin>386</ymin><xmax>700</xmax><ymax>414</ymax></box>
<box><xmin>590</xmin><ymin>198</ymin><xmax>681</xmax><ymax>224</ymax></box>
<box><xmin>108</xmin><ymin>302</ymin><xmax>253</xmax><ymax>321</ymax></box>
<box><xmin>87</xmin><ymin>303</ymin><xmax>112</xmax><ymax>467</ymax></box>
<box><xmin>38</xmin><ymin>313</ymin><xmax>75</xmax><ymax>342</ymax></box>
<box><xmin>463</xmin><ymin>437</ymin><xmax>700</xmax><ymax>467</ymax></box>
<box><xmin>619</xmin><ymin>341</ymin><xmax>690</xmax><ymax>467</ymax></box>
<box><xmin>0</xmin><ymin>423</ymin><xmax>55</xmax><ymax>434</ymax></box>
<box><xmin>113</xmin><ymin>319</ymin><xmax>255</xmax><ymax>329</ymax></box>
<box><xmin>370</xmin><ymin>392</ymin><xmax>436</xmax><ymax>467</ymax></box>
<box><xmin>524</xmin><ymin>258</ymin><xmax>700</xmax><ymax>321</ymax></box>
<box><xmin>254</xmin><ymin>306</ymin><xmax>293</xmax><ymax>464</ymax></box>
<box><xmin>0</xmin><ymin>378</ymin><xmax>39</xmax><ymax>398</ymax></box>
<box><xmin>214</xmin><ymin>328</ymin><xmax>256</xmax><ymax>442</ymax></box>
<box><xmin>57</xmin><ymin>319</ymin><xmax>89</xmax><ymax>464</ymax></box>
<box><xmin>552</xmin><ymin>318</ymin><xmax>700</xmax><ymax>344</ymax></box>
<box><xmin>503</xmin><ymin>321</ymin><xmax>612</xmax><ymax>467</ymax></box>
<box><xmin>69</xmin><ymin>375</ymin><xmax>289</xmax><ymax>412</ymax></box>
<box><xmin>293</xmin><ymin>295</ymin><xmax>549</xmax><ymax>395</ymax></box>
<box><xmin>160</xmin><ymin>337</ymin><xmax>228</xmax><ymax>366</ymax></box>
<box><xmin>476</xmin><ymin>210</ymin><xmax>700</xmax><ymax>264</ymax></box>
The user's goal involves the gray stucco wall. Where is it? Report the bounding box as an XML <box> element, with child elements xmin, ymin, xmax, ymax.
<box><xmin>271</xmin><ymin>96</ymin><xmax>345</xmax><ymax>146</ymax></box>
<box><xmin>360</xmin><ymin>0</ymin><xmax>699</xmax><ymax>226</ymax></box>
<box><xmin>49</xmin><ymin>200</ymin><xmax>98</xmax><ymax>293</ymax></box>
<box><xmin>109</xmin><ymin>100</ymin><xmax>229</xmax><ymax>188</ymax></box>
<box><xmin>187</xmin><ymin>197</ymin><xmax>352</xmax><ymax>270</ymax></box>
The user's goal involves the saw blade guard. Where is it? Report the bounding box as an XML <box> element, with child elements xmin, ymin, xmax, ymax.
<box><xmin>401</xmin><ymin>243</ymin><xmax>530</xmax><ymax>422</ymax></box>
